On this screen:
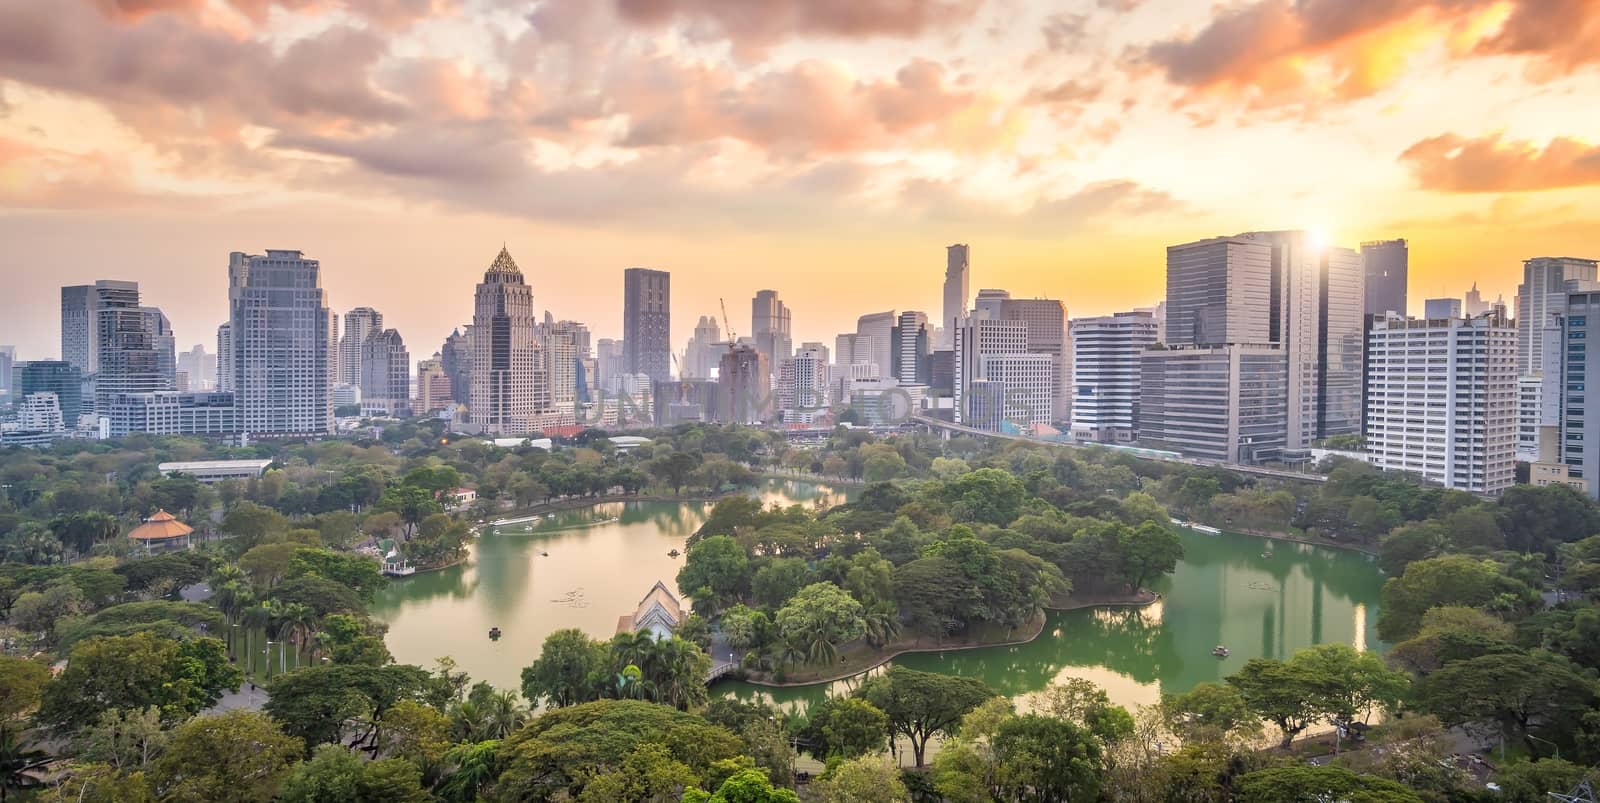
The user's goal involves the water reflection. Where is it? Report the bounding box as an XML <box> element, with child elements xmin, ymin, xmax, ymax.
<box><xmin>718</xmin><ymin>529</ymin><xmax>1385</xmax><ymax>714</ymax></box>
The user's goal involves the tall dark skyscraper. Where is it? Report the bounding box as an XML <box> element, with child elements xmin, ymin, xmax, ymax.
<box><xmin>228</xmin><ymin>249</ymin><xmax>334</xmax><ymax>435</ymax></box>
<box><xmin>16</xmin><ymin>361</ymin><xmax>83</xmax><ymax>425</ymax></box>
<box><xmin>623</xmin><ymin>268</ymin><xmax>671</xmax><ymax>383</ymax></box>
<box><xmin>1361</xmin><ymin>239</ymin><xmax>1408</xmax><ymax>318</ymax></box>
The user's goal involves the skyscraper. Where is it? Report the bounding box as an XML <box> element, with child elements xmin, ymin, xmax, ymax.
<box><xmin>1361</xmin><ymin>239</ymin><xmax>1408</xmax><ymax>318</ymax></box>
<box><xmin>954</xmin><ymin>318</ymin><xmax>1052</xmax><ymax>430</ymax></box>
<box><xmin>416</xmin><ymin>356</ymin><xmax>450</xmax><ymax>414</ymax></box>
<box><xmin>340</xmin><ymin>307</ymin><xmax>384</xmax><ymax>387</ymax></box>
<box><xmin>596</xmin><ymin>338</ymin><xmax>627</xmax><ymax>392</ymax></box>
<box><xmin>360</xmin><ymin>329</ymin><xmax>411</xmax><ymax>416</ymax></box>
<box><xmin>177</xmin><ymin>344</ymin><xmax>215</xmax><ymax>391</ymax></box>
<box><xmin>1070</xmin><ymin>310</ymin><xmax>1159</xmax><ymax>443</ymax></box>
<box><xmin>623</xmin><ymin>268</ymin><xmax>671</xmax><ymax>382</ymax></box>
<box><xmin>94</xmin><ymin>305</ymin><xmax>176</xmax><ymax>415</ymax></box>
<box><xmin>1464</xmin><ymin>282</ymin><xmax>1488</xmax><ymax>316</ymax></box>
<box><xmin>943</xmin><ymin>244</ymin><xmax>970</xmax><ymax>346</ymax></box>
<box><xmin>1517</xmin><ymin>257</ymin><xmax>1599</xmax><ymax>376</ymax></box>
<box><xmin>683</xmin><ymin>315</ymin><xmax>724</xmax><ymax>379</ymax></box>
<box><xmin>1424</xmin><ymin>298</ymin><xmax>1463</xmax><ymax>319</ymax></box>
<box><xmin>0</xmin><ymin>346</ymin><xmax>13</xmax><ymax>401</ymax></box>
<box><xmin>1000</xmin><ymin>297</ymin><xmax>1071</xmax><ymax>423</ymax></box>
<box><xmin>228</xmin><ymin>249</ymin><xmax>334</xmax><ymax>435</ymax></box>
<box><xmin>60</xmin><ymin>280</ymin><xmax>139</xmax><ymax>374</ymax></box>
<box><xmin>441</xmin><ymin>327</ymin><xmax>472</xmax><ymax>408</ymax></box>
<box><xmin>751</xmin><ymin>290</ymin><xmax>792</xmax><ymax>377</ymax></box>
<box><xmin>891</xmin><ymin>311</ymin><xmax>931</xmax><ymax>385</ymax></box>
<box><xmin>855</xmin><ymin>311</ymin><xmax>895</xmax><ymax>380</ymax></box>
<box><xmin>471</xmin><ymin>247</ymin><xmax>539</xmax><ymax>435</ymax></box>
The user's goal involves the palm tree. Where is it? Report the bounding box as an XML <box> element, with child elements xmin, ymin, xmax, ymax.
<box><xmin>277</xmin><ymin>602</ymin><xmax>317</xmax><ymax>669</ymax></box>
<box><xmin>240</xmin><ymin>600</ymin><xmax>274</xmax><ymax>679</ymax></box>
<box><xmin>0</xmin><ymin>727</ymin><xmax>49</xmax><ymax>802</ymax></box>
<box><xmin>449</xmin><ymin>701</ymin><xmax>488</xmax><ymax>743</ymax></box>
<box><xmin>439</xmin><ymin>740</ymin><xmax>500</xmax><ymax>803</ymax></box>
<box><xmin>481</xmin><ymin>691</ymin><xmax>528</xmax><ymax>740</ymax></box>
<box><xmin>776</xmin><ymin>638</ymin><xmax>807</xmax><ymax>671</ymax></box>
<box><xmin>862</xmin><ymin>605</ymin><xmax>902</xmax><ymax>650</ymax></box>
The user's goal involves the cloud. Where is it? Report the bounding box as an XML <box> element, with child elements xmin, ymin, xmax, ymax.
<box><xmin>1040</xmin><ymin>12</ymin><xmax>1089</xmax><ymax>52</ymax></box>
<box><xmin>1138</xmin><ymin>0</ymin><xmax>1600</xmax><ymax>108</ymax></box>
<box><xmin>613</xmin><ymin>0</ymin><xmax>981</xmax><ymax>51</ymax></box>
<box><xmin>93</xmin><ymin>0</ymin><xmax>455</xmax><ymax>30</ymax></box>
<box><xmin>1401</xmin><ymin>133</ymin><xmax>1600</xmax><ymax>192</ymax></box>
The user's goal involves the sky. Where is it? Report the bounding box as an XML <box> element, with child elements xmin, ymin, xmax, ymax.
<box><xmin>1</xmin><ymin>0</ymin><xmax>1599</xmax><ymax>361</ymax></box>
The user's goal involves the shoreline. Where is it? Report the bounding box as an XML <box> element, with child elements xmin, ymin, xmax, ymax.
<box><xmin>1046</xmin><ymin>589</ymin><xmax>1161</xmax><ymax>611</ymax></box>
<box><xmin>1224</xmin><ymin>526</ymin><xmax>1380</xmax><ymax>557</ymax></box>
<box><xmin>737</xmin><ymin>610</ymin><xmax>1050</xmax><ymax>688</ymax></box>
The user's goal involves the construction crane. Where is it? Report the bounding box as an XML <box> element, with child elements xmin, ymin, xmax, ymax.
<box><xmin>719</xmin><ymin>298</ymin><xmax>737</xmax><ymax>347</ymax></box>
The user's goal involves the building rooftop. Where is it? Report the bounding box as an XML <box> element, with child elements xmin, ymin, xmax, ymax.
<box><xmin>158</xmin><ymin>459</ymin><xmax>274</xmax><ymax>472</ymax></box>
<box><xmin>127</xmin><ymin>510</ymin><xmax>193</xmax><ymax>541</ymax></box>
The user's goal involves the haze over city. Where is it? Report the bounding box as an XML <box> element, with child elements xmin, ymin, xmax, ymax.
<box><xmin>3</xmin><ymin>0</ymin><xmax>1599</xmax><ymax>358</ymax></box>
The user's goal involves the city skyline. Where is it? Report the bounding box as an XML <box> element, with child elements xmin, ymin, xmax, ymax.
<box><xmin>3</xmin><ymin>0</ymin><xmax>1599</xmax><ymax>360</ymax></box>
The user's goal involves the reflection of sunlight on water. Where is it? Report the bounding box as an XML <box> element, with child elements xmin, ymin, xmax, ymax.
<box><xmin>1353</xmin><ymin>602</ymin><xmax>1367</xmax><ymax>652</ymax></box>
<box><xmin>1024</xmin><ymin>665</ymin><xmax>1161</xmax><ymax>714</ymax></box>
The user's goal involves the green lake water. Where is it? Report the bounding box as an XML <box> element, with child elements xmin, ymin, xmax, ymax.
<box><xmin>371</xmin><ymin>480</ymin><xmax>1385</xmax><ymax>712</ymax></box>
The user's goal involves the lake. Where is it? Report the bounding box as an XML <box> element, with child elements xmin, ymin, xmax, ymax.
<box><xmin>371</xmin><ymin>480</ymin><xmax>1385</xmax><ymax>712</ymax></box>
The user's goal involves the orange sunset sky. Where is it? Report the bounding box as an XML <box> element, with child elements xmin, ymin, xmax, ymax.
<box><xmin>1</xmin><ymin>0</ymin><xmax>1598</xmax><ymax>359</ymax></box>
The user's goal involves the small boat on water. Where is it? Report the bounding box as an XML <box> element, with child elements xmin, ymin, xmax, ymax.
<box><xmin>540</xmin><ymin>551</ymin><xmax>549</xmax><ymax>557</ymax></box>
<box><xmin>1261</xmin><ymin>550</ymin><xmax>1274</xmax><ymax>559</ymax></box>
<box><xmin>668</xmin><ymin>549</ymin><xmax>681</xmax><ymax>558</ymax></box>
<box><xmin>1212</xmin><ymin>645</ymin><xmax>1229</xmax><ymax>657</ymax></box>
<box><xmin>488</xmin><ymin>627</ymin><xmax>502</xmax><ymax>640</ymax></box>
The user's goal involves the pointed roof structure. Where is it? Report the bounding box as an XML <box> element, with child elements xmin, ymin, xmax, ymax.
<box><xmin>617</xmin><ymin>580</ymin><xmax>684</xmax><ymax>638</ymax></box>
<box><xmin>486</xmin><ymin>245</ymin><xmax>522</xmax><ymax>277</ymax></box>
<box><xmin>126</xmin><ymin>509</ymin><xmax>193</xmax><ymax>541</ymax></box>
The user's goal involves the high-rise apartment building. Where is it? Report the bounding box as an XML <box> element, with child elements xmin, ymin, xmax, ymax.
<box><xmin>856</xmin><ymin>311</ymin><xmax>895</xmax><ymax>381</ymax></box>
<box><xmin>61</xmin><ymin>280</ymin><xmax>139</xmax><ymax>374</ymax></box>
<box><xmin>0</xmin><ymin>346</ymin><xmax>14</xmax><ymax>401</ymax></box>
<box><xmin>1070</xmin><ymin>310</ymin><xmax>1159</xmax><ymax>443</ymax></box>
<box><xmin>339</xmin><ymin>307</ymin><xmax>384</xmax><ymax>387</ymax></box>
<box><xmin>16</xmin><ymin>361</ymin><xmax>84</xmax><ymax>426</ymax></box>
<box><xmin>1361</xmin><ymin>239</ymin><xmax>1408</xmax><ymax>318</ymax></box>
<box><xmin>540</xmin><ymin>320</ymin><xmax>583</xmax><ymax>410</ymax></box>
<box><xmin>94</xmin><ymin>305</ymin><xmax>176</xmax><ymax>415</ymax></box>
<box><xmin>718</xmin><ymin>344</ymin><xmax>770</xmax><ymax>424</ymax></box>
<box><xmin>228</xmin><ymin>249</ymin><xmax>334</xmax><ymax>435</ymax></box>
<box><xmin>215</xmin><ymin>324</ymin><xmax>233</xmax><ymax>392</ymax></box>
<box><xmin>751</xmin><ymin>290</ymin><xmax>792</xmax><ymax>379</ymax></box>
<box><xmin>1558</xmin><ymin>293</ymin><xmax>1600</xmax><ymax>498</ymax></box>
<box><xmin>18</xmin><ymin>392</ymin><xmax>64</xmax><ymax>433</ymax></box>
<box><xmin>1138</xmin><ymin>345</ymin><xmax>1289</xmax><ymax>463</ymax></box>
<box><xmin>416</xmin><ymin>356</ymin><xmax>451</xmax><ymax>414</ymax></box>
<box><xmin>891</xmin><ymin>311</ymin><xmax>931</xmax><ymax>386</ymax></box>
<box><xmin>471</xmin><ymin>247</ymin><xmax>540</xmax><ymax>435</ymax></box>
<box><xmin>1424</xmin><ymin>298</ymin><xmax>1463</xmax><ymax>319</ymax></box>
<box><xmin>776</xmin><ymin>346</ymin><xmax>829</xmax><ymax>414</ymax></box>
<box><xmin>360</xmin><ymin>329</ymin><xmax>411</xmax><ymax>416</ymax></box>
<box><xmin>623</xmin><ymin>268</ymin><xmax>671</xmax><ymax>383</ymax></box>
<box><xmin>1366</xmin><ymin>312</ymin><xmax>1517</xmax><ymax>494</ymax></box>
<box><xmin>943</xmin><ymin>244</ymin><xmax>970</xmax><ymax>346</ymax></box>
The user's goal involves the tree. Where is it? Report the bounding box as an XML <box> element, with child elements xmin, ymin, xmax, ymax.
<box><xmin>1234</xmin><ymin>765</ymin><xmax>1423</xmax><ymax>803</ymax></box>
<box><xmin>1160</xmin><ymin>681</ymin><xmax>1260</xmax><ymax>743</ymax></box>
<box><xmin>221</xmin><ymin>502</ymin><xmax>287</xmax><ymax>549</ymax></box>
<box><xmin>1117</xmin><ymin>521</ymin><xmax>1183</xmax><ymax>591</ymax></box>
<box><xmin>1226</xmin><ymin>657</ymin><xmax>1324</xmax><ymax>748</ymax></box>
<box><xmin>376</xmin><ymin>486</ymin><xmax>442</xmax><ymax>537</ymax></box>
<box><xmin>774</xmin><ymin>582</ymin><xmax>865</xmax><ymax>667</ymax></box>
<box><xmin>1290</xmin><ymin>642</ymin><xmax>1408</xmax><ymax>726</ymax></box>
<box><xmin>1498</xmin><ymin>484</ymin><xmax>1600</xmax><ymax>555</ymax></box>
<box><xmin>1417</xmin><ymin>651</ymin><xmax>1599</xmax><ymax>754</ymax></box>
<box><xmin>1377</xmin><ymin>555</ymin><xmax>1528</xmax><ymax>641</ymax></box>
<box><xmin>520</xmin><ymin>628</ymin><xmax>606</xmax><ymax>709</ymax></box>
<box><xmin>0</xmin><ymin>726</ymin><xmax>50</xmax><ymax>802</ymax></box>
<box><xmin>438</xmin><ymin>740</ymin><xmax>500</xmax><ymax>803</ymax></box>
<box><xmin>39</xmin><ymin>633</ymin><xmax>241</xmax><ymax>732</ymax></box>
<box><xmin>279</xmin><ymin>744</ymin><xmax>430</xmax><ymax>803</ymax></box>
<box><xmin>10</xmin><ymin>580</ymin><xmax>85</xmax><ymax>634</ymax></box>
<box><xmin>578</xmin><ymin>742</ymin><xmax>700</xmax><ymax>803</ymax></box>
<box><xmin>494</xmin><ymin>699</ymin><xmax>742</xmax><ymax>802</ymax></box>
<box><xmin>287</xmin><ymin>548</ymin><xmax>386</xmax><ymax>601</ymax></box>
<box><xmin>0</xmin><ymin>657</ymin><xmax>49</xmax><ymax>720</ymax></box>
<box><xmin>682</xmin><ymin>768</ymin><xmax>800</xmax><ymax>803</ymax></box>
<box><xmin>73</xmin><ymin>706</ymin><xmax>170</xmax><ymax>772</ymax></box>
<box><xmin>856</xmin><ymin>667</ymin><xmax>995</xmax><ymax>767</ymax></box>
<box><xmin>676</xmin><ymin>535</ymin><xmax>749</xmax><ymax>613</ymax></box>
<box><xmin>377</xmin><ymin>700</ymin><xmax>451</xmax><ymax>781</ymax></box>
<box><xmin>801</xmin><ymin>697</ymin><xmax>889</xmax><ymax>759</ymax></box>
<box><xmin>264</xmin><ymin>664</ymin><xmax>431</xmax><ymax>752</ymax></box>
<box><xmin>720</xmin><ymin>605</ymin><xmax>769</xmax><ymax>650</ymax></box>
<box><xmin>148</xmin><ymin>711</ymin><xmax>303</xmax><ymax>803</ymax></box>
<box><xmin>992</xmin><ymin>714</ymin><xmax>1102</xmax><ymax>803</ymax></box>
<box><xmin>752</xmin><ymin>557</ymin><xmax>810</xmax><ymax>609</ymax></box>
<box><xmin>649</xmin><ymin>451</ymin><xmax>703</xmax><ymax>495</ymax></box>
<box><xmin>238</xmin><ymin>542</ymin><xmax>303</xmax><ymax>589</ymax></box>
<box><xmin>942</xmin><ymin>468</ymin><xmax>1026</xmax><ymax>526</ymax></box>
<box><xmin>811</xmin><ymin>755</ymin><xmax>910</xmax><ymax>803</ymax></box>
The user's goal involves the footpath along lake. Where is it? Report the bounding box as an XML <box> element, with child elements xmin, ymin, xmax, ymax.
<box><xmin>372</xmin><ymin>480</ymin><xmax>1385</xmax><ymax>710</ymax></box>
